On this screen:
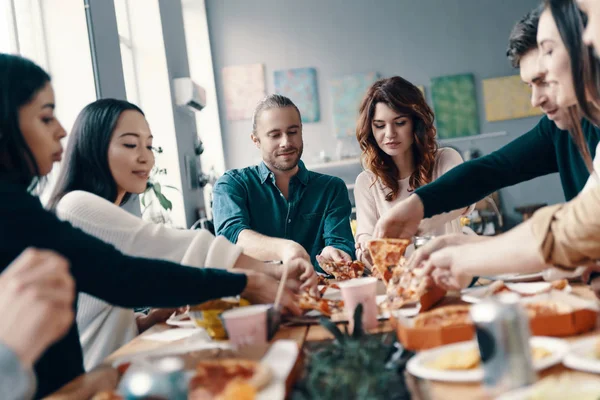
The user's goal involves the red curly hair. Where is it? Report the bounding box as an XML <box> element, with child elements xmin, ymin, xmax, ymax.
<box><xmin>356</xmin><ymin>76</ymin><xmax>438</xmax><ymax>201</ymax></box>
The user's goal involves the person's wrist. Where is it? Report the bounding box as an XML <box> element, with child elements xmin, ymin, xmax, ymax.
<box><xmin>4</xmin><ymin>339</ymin><xmax>38</xmax><ymax>367</ymax></box>
<box><xmin>409</xmin><ymin>194</ymin><xmax>425</xmax><ymax>219</ymax></box>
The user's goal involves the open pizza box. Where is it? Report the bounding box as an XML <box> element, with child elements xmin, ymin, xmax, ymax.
<box><xmin>107</xmin><ymin>339</ymin><xmax>302</xmax><ymax>399</ymax></box>
<box><xmin>520</xmin><ymin>289</ymin><xmax>599</xmax><ymax>337</ymax></box>
<box><xmin>393</xmin><ymin>290</ymin><xmax>599</xmax><ymax>352</ymax></box>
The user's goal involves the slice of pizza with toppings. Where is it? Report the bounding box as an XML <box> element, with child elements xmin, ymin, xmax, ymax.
<box><xmin>366</xmin><ymin>239</ymin><xmax>411</xmax><ymax>283</ymax></box>
<box><xmin>318</xmin><ymin>260</ymin><xmax>365</xmax><ymax>281</ymax></box>
<box><xmin>299</xmin><ymin>291</ymin><xmax>344</xmax><ymax>318</ymax></box>
<box><xmin>383</xmin><ymin>262</ymin><xmax>428</xmax><ymax>308</ymax></box>
<box><xmin>188</xmin><ymin>359</ymin><xmax>271</xmax><ymax>400</ymax></box>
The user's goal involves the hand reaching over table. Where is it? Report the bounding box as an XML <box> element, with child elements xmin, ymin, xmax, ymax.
<box><xmin>406</xmin><ymin>233</ymin><xmax>491</xmax><ymax>271</ymax></box>
<box><xmin>241</xmin><ymin>271</ymin><xmax>301</xmax><ymax>316</ymax></box>
<box><xmin>582</xmin><ymin>263</ymin><xmax>600</xmax><ymax>299</ymax></box>
<box><xmin>372</xmin><ymin>194</ymin><xmax>424</xmax><ymax>239</ymax></box>
<box><xmin>274</xmin><ymin>258</ymin><xmax>318</xmax><ymax>294</ymax></box>
<box><xmin>318</xmin><ymin>246</ymin><xmax>352</xmax><ymax>264</ymax></box>
<box><xmin>421</xmin><ymin>246</ymin><xmax>475</xmax><ymax>291</ymax></box>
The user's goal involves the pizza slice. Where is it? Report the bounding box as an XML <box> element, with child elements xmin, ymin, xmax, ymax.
<box><xmin>319</xmin><ymin>260</ymin><xmax>365</xmax><ymax>281</ymax></box>
<box><xmin>299</xmin><ymin>291</ymin><xmax>344</xmax><ymax>318</ymax></box>
<box><xmin>384</xmin><ymin>264</ymin><xmax>424</xmax><ymax>308</ymax></box>
<box><xmin>366</xmin><ymin>238</ymin><xmax>411</xmax><ymax>283</ymax></box>
<box><xmin>188</xmin><ymin>359</ymin><xmax>271</xmax><ymax>400</ymax></box>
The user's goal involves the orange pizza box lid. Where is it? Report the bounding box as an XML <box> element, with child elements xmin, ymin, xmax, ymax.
<box><xmin>520</xmin><ymin>290</ymin><xmax>599</xmax><ymax>337</ymax></box>
<box><xmin>391</xmin><ymin>308</ymin><xmax>475</xmax><ymax>351</ymax></box>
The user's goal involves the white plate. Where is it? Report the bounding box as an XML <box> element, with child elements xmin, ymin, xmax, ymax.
<box><xmin>496</xmin><ymin>378</ymin><xmax>600</xmax><ymax>400</ymax></box>
<box><xmin>563</xmin><ymin>336</ymin><xmax>600</xmax><ymax>374</ymax></box>
<box><xmin>482</xmin><ymin>272</ymin><xmax>544</xmax><ymax>283</ymax></box>
<box><xmin>406</xmin><ymin>336</ymin><xmax>569</xmax><ymax>383</ymax></box>
<box><xmin>166</xmin><ymin>312</ymin><xmax>196</xmax><ymax>328</ymax></box>
<box><xmin>461</xmin><ymin>282</ymin><xmax>572</xmax><ymax>303</ymax></box>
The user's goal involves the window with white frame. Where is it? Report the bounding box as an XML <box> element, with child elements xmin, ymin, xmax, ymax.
<box><xmin>0</xmin><ymin>0</ymin><xmax>18</xmax><ymax>53</ymax></box>
<box><xmin>114</xmin><ymin>0</ymin><xmax>140</xmax><ymax>105</ymax></box>
<box><xmin>6</xmin><ymin>0</ymin><xmax>96</xmax><ymax>203</ymax></box>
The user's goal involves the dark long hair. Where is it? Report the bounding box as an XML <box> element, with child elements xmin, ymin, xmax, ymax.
<box><xmin>0</xmin><ymin>53</ymin><xmax>51</xmax><ymax>185</ymax></box>
<box><xmin>356</xmin><ymin>76</ymin><xmax>438</xmax><ymax>201</ymax></box>
<box><xmin>47</xmin><ymin>98</ymin><xmax>145</xmax><ymax>209</ymax></box>
<box><xmin>545</xmin><ymin>0</ymin><xmax>598</xmax><ymax>173</ymax></box>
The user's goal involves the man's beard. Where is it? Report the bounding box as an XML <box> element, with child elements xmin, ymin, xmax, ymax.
<box><xmin>268</xmin><ymin>145</ymin><xmax>303</xmax><ymax>171</ymax></box>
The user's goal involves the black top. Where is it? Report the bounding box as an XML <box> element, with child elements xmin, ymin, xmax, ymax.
<box><xmin>0</xmin><ymin>178</ymin><xmax>247</xmax><ymax>398</ymax></box>
<box><xmin>415</xmin><ymin>117</ymin><xmax>600</xmax><ymax>217</ymax></box>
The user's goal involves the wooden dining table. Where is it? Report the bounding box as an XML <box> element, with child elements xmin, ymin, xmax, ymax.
<box><xmin>46</xmin><ymin>284</ymin><xmax>600</xmax><ymax>400</ymax></box>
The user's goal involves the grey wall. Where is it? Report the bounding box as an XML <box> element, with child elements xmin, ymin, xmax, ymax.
<box><xmin>206</xmin><ymin>0</ymin><xmax>565</xmax><ymax>226</ymax></box>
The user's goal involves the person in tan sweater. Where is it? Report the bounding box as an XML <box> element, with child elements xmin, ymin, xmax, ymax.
<box><xmin>353</xmin><ymin>76</ymin><xmax>473</xmax><ymax>266</ymax></box>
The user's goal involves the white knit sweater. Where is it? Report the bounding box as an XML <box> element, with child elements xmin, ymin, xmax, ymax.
<box><xmin>55</xmin><ymin>191</ymin><xmax>243</xmax><ymax>371</ymax></box>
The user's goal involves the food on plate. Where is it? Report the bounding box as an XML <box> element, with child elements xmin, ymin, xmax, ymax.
<box><xmin>412</xmin><ymin>305</ymin><xmax>472</xmax><ymax>328</ymax></box>
<box><xmin>530</xmin><ymin>346</ymin><xmax>552</xmax><ymax>361</ymax></box>
<box><xmin>484</xmin><ymin>279</ymin><xmax>570</xmax><ymax>298</ymax></box>
<box><xmin>426</xmin><ymin>348</ymin><xmax>480</xmax><ymax>370</ymax></box>
<box><xmin>523</xmin><ymin>300</ymin><xmax>573</xmax><ymax>318</ymax></box>
<box><xmin>188</xmin><ymin>298</ymin><xmax>249</xmax><ymax>339</ymax></box>
<box><xmin>318</xmin><ymin>260</ymin><xmax>365</xmax><ymax>281</ymax></box>
<box><xmin>427</xmin><ymin>346</ymin><xmax>552</xmax><ymax>371</ymax></box>
<box><xmin>188</xmin><ymin>359</ymin><xmax>270</xmax><ymax>400</ymax></box>
<box><xmin>550</xmin><ymin>279</ymin><xmax>569</xmax><ymax>291</ymax></box>
<box><xmin>524</xmin><ymin>375</ymin><xmax>600</xmax><ymax>400</ymax></box>
<box><xmin>299</xmin><ymin>291</ymin><xmax>344</xmax><ymax>318</ymax></box>
<box><xmin>367</xmin><ymin>238</ymin><xmax>411</xmax><ymax>283</ymax></box>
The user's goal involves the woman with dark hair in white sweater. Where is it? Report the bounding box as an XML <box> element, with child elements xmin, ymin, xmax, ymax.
<box><xmin>47</xmin><ymin>98</ymin><xmax>316</xmax><ymax>370</ymax></box>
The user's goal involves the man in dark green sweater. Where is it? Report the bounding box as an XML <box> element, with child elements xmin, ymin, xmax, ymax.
<box><xmin>373</xmin><ymin>7</ymin><xmax>600</xmax><ymax>240</ymax></box>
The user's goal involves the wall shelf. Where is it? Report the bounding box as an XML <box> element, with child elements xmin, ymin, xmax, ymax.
<box><xmin>439</xmin><ymin>131</ymin><xmax>507</xmax><ymax>144</ymax></box>
<box><xmin>306</xmin><ymin>157</ymin><xmax>361</xmax><ymax>170</ymax></box>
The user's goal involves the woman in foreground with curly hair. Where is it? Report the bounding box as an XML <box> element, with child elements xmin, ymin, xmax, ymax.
<box><xmin>353</xmin><ymin>76</ymin><xmax>473</xmax><ymax>264</ymax></box>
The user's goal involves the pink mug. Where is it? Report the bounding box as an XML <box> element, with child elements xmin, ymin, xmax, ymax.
<box><xmin>221</xmin><ymin>304</ymin><xmax>269</xmax><ymax>346</ymax></box>
<box><xmin>338</xmin><ymin>277</ymin><xmax>378</xmax><ymax>332</ymax></box>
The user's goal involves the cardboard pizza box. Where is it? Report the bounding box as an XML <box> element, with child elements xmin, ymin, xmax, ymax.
<box><xmin>392</xmin><ymin>307</ymin><xmax>475</xmax><ymax>351</ymax></box>
<box><xmin>393</xmin><ymin>290</ymin><xmax>599</xmax><ymax>351</ymax></box>
<box><xmin>520</xmin><ymin>290</ymin><xmax>599</xmax><ymax>337</ymax></box>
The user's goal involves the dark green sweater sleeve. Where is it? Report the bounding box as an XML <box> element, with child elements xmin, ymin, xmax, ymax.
<box><xmin>0</xmin><ymin>183</ymin><xmax>247</xmax><ymax>308</ymax></box>
<box><xmin>415</xmin><ymin>117</ymin><xmax>559</xmax><ymax>218</ymax></box>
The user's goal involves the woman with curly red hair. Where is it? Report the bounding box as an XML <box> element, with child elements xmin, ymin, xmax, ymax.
<box><xmin>353</xmin><ymin>76</ymin><xmax>473</xmax><ymax>264</ymax></box>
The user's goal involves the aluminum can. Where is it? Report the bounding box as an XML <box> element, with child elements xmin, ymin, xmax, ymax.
<box><xmin>118</xmin><ymin>356</ymin><xmax>188</xmax><ymax>400</ymax></box>
<box><xmin>469</xmin><ymin>293</ymin><xmax>536</xmax><ymax>395</ymax></box>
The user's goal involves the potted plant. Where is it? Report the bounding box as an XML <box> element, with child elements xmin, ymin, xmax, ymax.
<box><xmin>141</xmin><ymin>147</ymin><xmax>179</xmax><ymax>225</ymax></box>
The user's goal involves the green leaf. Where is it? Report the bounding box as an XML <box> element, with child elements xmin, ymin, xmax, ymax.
<box><xmin>153</xmin><ymin>182</ymin><xmax>162</xmax><ymax>195</ymax></box>
<box><xmin>318</xmin><ymin>317</ymin><xmax>345</xmax><ymax>344</ymax></box>
<box><xmin>164</xmin><ymin>185</ymin><xmax>180</xmax><ymax>192</ymax></box>
<box><xmin>141</xmin><ymin>193</ymin><xmax>146</xmax><ymax>208</ymax></box>
<box><xmin>155</xmin><ymin>191</ymin><xmax>173</xmax><ymax>211</ymax></box>
<box><xmin>352</xmin><ymin>304</ymin><xmax>364</xmax><ymax>339</ymax></box>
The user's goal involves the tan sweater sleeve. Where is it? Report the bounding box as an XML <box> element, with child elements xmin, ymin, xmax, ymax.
<box><xmin>530</xmin><ymin>184</ymin><xmax>600</xmax><ymax>268</ymax></box>
<box><xmin>354</xmin><ymin>171</ymin><xmax>378</xmax><ymax>244</ymax></box>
